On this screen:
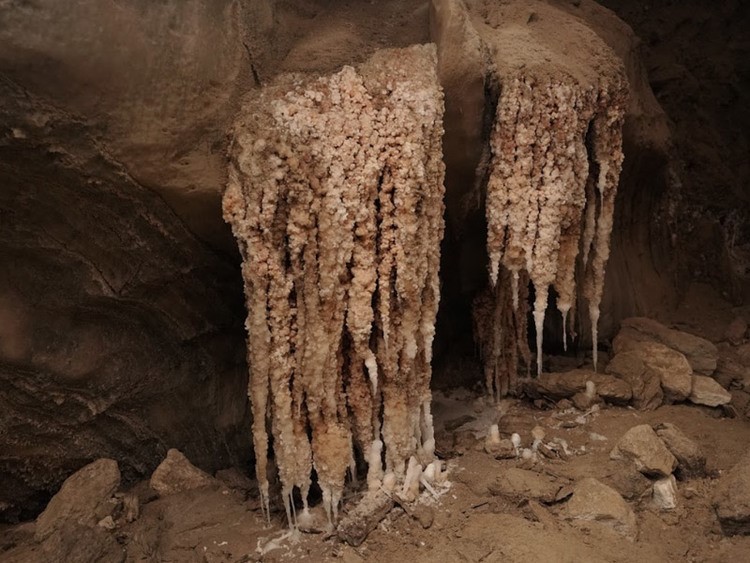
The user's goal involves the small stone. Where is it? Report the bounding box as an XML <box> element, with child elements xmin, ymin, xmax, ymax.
<box><xmin>572</xmin><ymin>392</ymin><xmax>596</xmax><ymax>410</ymax></box>
<box><xmin>610</xmin><ymin>424</ymin><xmax>677</xmax><ymax>477</ymax></box>
<box><xmin>122</xmin><ymin>493</ymin><xmax>139</xmax><ymax>523</ymax></box>
<box><xmin>149</xmin><ymin>449</ymin><xmax>216</xmax><ymax>497</ymax></box>
<box><xmin>413</xmin><ymin>504</ymin><xmax>434</xmax><ymax>529</ymax></box>
<box><xmin>654</xmin><ymin>423</ymin><xmax>706</xmax><ymax>478</ymax></box>
<box><xmin>652</xmin><ymin>475</ymin><xmax>678</xmax><ymax>510</ymax></box>
<box><xmin>557</xmin><ymin>398</ymin><xmax>573</xmax><ymax>409</ymax></box>
<box><xmin>725</xmin><ymin>317</ymin><xmax>748</xmax><ymax>346</ymax></box>
<box><xmin>97</xmin><ymin>515</ymin><xmax>116</xmax><ymax>530</ymax></box>
<box><xmin>35</xmin><ymin>459</ymin><xmax>121</xmax><ymax>542</ymax></box>
<box><xmin>563</xmin><ymin>477</ymin><xmax>637</xmax><ymax>539</ymax></box>
<box><xmin>712</xmin><ymin>450</ymin><xmax>750</xmax><ymax>535</ymax></box>
<box><xmin>689</xmin><ymin>375</ymin><xmax>732</xmax><ymax>407</ymax></box>
<box><xmin>488</xmin><ymin>438</ymin><xmax>516</xmax><ymax>459</ymax></box>
<box><xmin>531</xmin><ymin>425</ymin><xmax>546</xmax><ymax>442</ymax></box>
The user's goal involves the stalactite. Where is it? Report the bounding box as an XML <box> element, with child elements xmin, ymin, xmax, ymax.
<box><xmin>482</xmin><ymin>70</ymin><xmax>627</xmax><ymax>383</ymax></box>
<box><xmin>223</xmin><ymin>45</ymin><xmax>445</xmax><ymax>527</ymax></box>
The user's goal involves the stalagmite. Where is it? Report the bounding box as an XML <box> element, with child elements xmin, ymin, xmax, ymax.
<box><xmin>223</xmin><ymin>45</ymin><xmax>445</xmax><ymax>527</ymax></box>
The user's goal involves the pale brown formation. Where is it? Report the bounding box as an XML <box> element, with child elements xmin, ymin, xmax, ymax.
<box><xmin>484</xmin><ymin>74</ymin><xmax>627</xmax><ymax>380</ymax></box>
<box><xmin>223</xmin><ymin>45</ymin><xmax>445</xmax><ymax>526</ymax></box>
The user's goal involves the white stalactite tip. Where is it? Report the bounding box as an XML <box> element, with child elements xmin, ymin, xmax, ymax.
<box><xmin>224</xmin><ymin>45</ymin><xmax>445</xmax><ymax>528</ymax></box>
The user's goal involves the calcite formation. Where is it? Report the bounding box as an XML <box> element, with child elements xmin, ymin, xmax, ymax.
<box><xmin>485</xmin><ymin>75</ymin><xmax>627</xmax><ymax>377</ymax></box>
<box><xmin>464</xmin><ymin>2</ymin><xmax>630</xmax><ymax>392</ymax></box>
<box><xmin>223</xmin><ymin>45</ymin><xmax>445</xmax><ymax>526</ymax></box>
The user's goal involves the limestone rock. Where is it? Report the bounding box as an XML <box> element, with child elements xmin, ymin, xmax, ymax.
<box><xmin>610</xmin><ymin>424</ymin><xmax>677</xmax><ymax>477</ymax></box>
<box><xmin>654</xmin><ymin>423</ymin><xmax>706</xmax><ymax>478</ymax></box>
<box><xmin>488</xmin><ymin>468</ymin><xmax>561</xmax><ymax>503</ymax></box>
<box><xmin>713</xmin><ymin>450</ymin><xmax>750</xmax><ymax>535</ymax></box>
<box><xmin>150</xmin><ymin>449</ymin><xmax>215</xmax><ymax>497</ymax></box>
<box><xmin>623</xmin><ymin>341</ymin><xmax>693</xmax><ymax>402</ymax></box>
<box><xmin>606</xmin><ymin>351</ymin><xmax>663</xmax><ymax>410</ymax></box>
<box><xmin>689</xmin><ymin>375</ymin><xmax>732</xmax><ymax>407</ymax></box>
<box><xmin>215</xmin><ymin>468</ymin><xmax>256</xmax><ymax>495</ymax></box>
<box><xmin>563</xmin><ymin>477</ymin><xmax>637</xmax><ymax>540</ymax></box>
<box><xmin>725</xmin><ymin>317</ymin><xmax>748</xmax><ymax>346</ymax></box>
<box><xmin>615</xmin><ymin>317</ymin><xmax>718</xmax><ymax>375</ymax></box>
<box><xmin>524</xmin><ymin>369</ymin><xmax>632</xmax><ymax>405</ymax></box>
<box><xmin>652</xmin><ymin>475</ymin><xmax>678</xmax><ymax>510</ymax></box>
<box><xmin>35</xmin><ymin>459</ymin><xmax>121</xmax><ymax>541</ymax></box>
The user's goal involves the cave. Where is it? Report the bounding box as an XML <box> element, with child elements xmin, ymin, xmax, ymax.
<box><xmin>1</xmin><ymin>0</ymin><xmax>749</xmax><ymax>561</ymax></box>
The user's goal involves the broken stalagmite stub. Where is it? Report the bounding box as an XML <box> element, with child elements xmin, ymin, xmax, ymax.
<box><xmin>224</xmin><ymin>45</ymin><xmax>445</xmax><ymax>528</ymax></box>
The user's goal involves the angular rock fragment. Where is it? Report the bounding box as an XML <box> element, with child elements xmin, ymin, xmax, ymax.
<box><xmin>654</xmin><ymin>423</ymin><xmax>706</xmax><ymax>478</ymax></box>
<box><xmin>150</xmin><ymin>449</ymin><xmax>215</xmax><ymax>497</ymax></box>
<box><xmin>652</xmin><ymin>475</ymin><xmax>678</xmax><ymax>510</ymax></box>
<box><xmin>615</xmin><ymin>317</ymin><xmax>718</xmax><ymax>375</ymax></box>
<box><xmin>610</xmin><ymin>425</ymin><xmax>677</xmax><ymax>478</ymax></box>
<box><xmin>689</xmin><ymin>375</ymin><xmax>732</xmax><ymax>407</ymax></box>
<box><xmin>606</xmin><ymin>351</ymin><xmax>663</xmax><ymax>410</ymax></box>
<box><xmin>563</xmin><ymin>477</ymin><xmax>637</xmax><ymax>540</ymax></box>
<box><xmin>713</xmin><ymin>450</ymin><xmax>750</xmax><ymax>535</ymax></box>
<box><xmin>35</xmin><ymin>458</ymin><xmax>121</xmax><ymax>541</ymax></box>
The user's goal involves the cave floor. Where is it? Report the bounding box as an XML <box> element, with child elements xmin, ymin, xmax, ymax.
<box><xmin>3</xmin><ymin>393</ymin><xmax>749</xmax><ymax>563</ymax></box>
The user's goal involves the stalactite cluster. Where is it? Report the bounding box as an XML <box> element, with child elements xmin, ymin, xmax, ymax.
<box><xmin>479</xmin><ymin>72</ymin><xmax>628</xmax><ymax>390</ymax></box>
<box><xmin>223</xmin><ymin>45</ymin><xmax>445</xmax><ymax>527</ymax></box>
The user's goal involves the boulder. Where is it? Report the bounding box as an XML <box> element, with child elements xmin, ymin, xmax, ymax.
<box><xmin>524</xmin><ymin>369</ymin><xmax>632</xmax><ymax>405</ymax></box>
<box><xmin>610</xmin><ymin>424</ymin><xmax>677</xmax><ymax>477</ymax></box>
<box><xmin>617</xmin><ymin>341</ymin><xmax>693</xmax><ymax>402</ymax></box>
<box><xmin>725</xmin><ymin>316</ymin><xmax>748</xmax><ymax>346</ymax></box>
<box><xmin>652</xmin><ymin>475</ymin><xmax>678</xmax><ymax>510</ymax></box>
<box><xmin>35</xmin><ymin>459</ymin><xmax>121</xmax><ymax>541</ymax></box>
<box><xmin>150</xmin><ymin>449</ymin><xmax>216</xmax><ymax>497</ymax></box>
<box><xmin>615</xmin><ymin>317</ymin><xmax>718</xmax><ymax>375</ymax></box>
<box><xmin>563</xmin><ymin>477</ymin><xmax>637</xmax><ymax>540</ymax></box>
<box><xmin>654</xmin><ymin>423</ymin><xmax>706</xmax><ymax>478</ymax></box>
<box><xmin>689</xmin><ymin>375</ymin><xmax>732</xmax><ymax>407</ymax></box>
<box><xmin>713</xmin><ymin>450</ymin><xmax>750</xmax><ymax>535</ymax></box>
<box><xmin>606</xmin><ymin>351</ymin><xmax>663</xmax><ymax>410</ymax></box>
<box><xmin>488</xmin><ymin>468</ymin><xmax>562</xmax><ymax>503</ymax></box>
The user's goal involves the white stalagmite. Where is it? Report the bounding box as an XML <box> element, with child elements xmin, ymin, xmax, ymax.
<box><xmin>482</xmin><ymin>71</ymin><xmax>627</xmax><ymax>383</ymax></box>
<box><xmin>223</xmin><ymin>45</ymin><xmax>445</xmax><ymax>527</ymax></box>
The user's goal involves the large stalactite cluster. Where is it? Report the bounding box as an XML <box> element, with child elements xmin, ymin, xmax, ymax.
<box><xmin>223</xmin><ymin>45</ymin><xmax>445</xmax><ymax>527</ymax></box>
<box><xmin>477</xmin><ymin>72</ymin><xmax>628</xmax><ymax>394</ymax></box>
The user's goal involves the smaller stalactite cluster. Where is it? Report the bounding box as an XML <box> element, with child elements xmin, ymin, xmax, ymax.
<box><xmin>223</xmin><ymin>45</ymin><xmax>445</xmax><ymax>527</ymax></box>
<box><xmin>476</xmin><ymin>72</ymin><xmax>628</xmax><ymax>394</ymax></box>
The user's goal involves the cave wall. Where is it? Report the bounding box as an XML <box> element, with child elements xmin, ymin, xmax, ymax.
<box><xmin>0</xmin><ymin>0</ymin><xmax>274</xmax><ymax>520</ymax></box>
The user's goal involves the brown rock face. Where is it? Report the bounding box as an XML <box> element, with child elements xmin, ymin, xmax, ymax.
<box><xmin>654</xmin><ymin>423</ymin><xmax>706</xmax><ymax>479</ymax></box>
<box><xmin>0</xmin><ymin>80</ymin><xmax>250</xmax><ymax>521</ymax></box>
<box><xmin>524</xmin><ymin>369</ymin><xmax>632</xmax><ymax>405</ymax></box>
<box><xmin>563</xmin><ymin>477</ymin><xmax>637</xmax><ymax>540</ymax></box>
